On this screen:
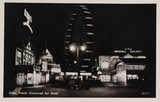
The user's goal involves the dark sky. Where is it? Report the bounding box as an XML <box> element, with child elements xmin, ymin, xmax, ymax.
<box><xmin>4</xmin><ymin>3</ymin><xmax>156</xmax><ymax>70</ymax></box>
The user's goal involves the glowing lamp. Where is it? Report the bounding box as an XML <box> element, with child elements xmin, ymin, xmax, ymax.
<box><xmin>69</xmin><ymin>45</ymin><xmax>76</xmax><ymax>52</ymax></box>
<box><xmin>80</xmin><ymin>45</ymin><xmax>86</xmax><ymax>51</ymax></box>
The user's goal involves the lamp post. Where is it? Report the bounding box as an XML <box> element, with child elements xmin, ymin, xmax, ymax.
<box><xmin>69</xmin><ymin>43</ymin><xmax>86</xmax><ymax>80</ymax></box>
<box><xmin>69</xmin><ymin>43</ymin><xmax>86</xmax><ymax>64</ymax></box>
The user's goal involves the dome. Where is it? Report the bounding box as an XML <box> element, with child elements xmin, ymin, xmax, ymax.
<box><xmin>38</xmin><ymin>48</ymin><xmax>54</xmax><ymax>64</ymax></box>
<box><xmin>123</xmin><ymin>53</ymin><xmax>135</xmax><ymax>58</ymax></box>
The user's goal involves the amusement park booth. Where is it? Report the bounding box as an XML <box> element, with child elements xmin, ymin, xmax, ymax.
<box><xmin>98</xmin><ymin>56</ymin><xmax>127</xmax><ymax>85</ymax></box>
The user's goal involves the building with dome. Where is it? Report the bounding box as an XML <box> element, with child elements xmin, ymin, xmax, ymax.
<box><xmin>98</xmin><ymin>56</ymin><xmax>127</xmax><ymax>84</ymax></box>
<box><xmin>97</xmin><ymin>48</ymin><xmax>147</xmax><ymax>86</ymax></box>
<box><xmin>37</xmin><ymin>48</ymin><xmax>54</xmax><ymax>64</ymax></box>
<box><xmin>36</xmin><ymin>47</ymin><xmax>62</xmax><ymax>84</ymax></box>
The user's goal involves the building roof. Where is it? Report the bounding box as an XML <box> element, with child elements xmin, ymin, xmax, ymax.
<box><xmin>37</xmin><ymin>48</ymin><xmax>55</xmax><ymax>64</ymax></box>
<box><xmin>121</xmin><ymin>58</ymin><xmax>146</xmax><ymax>64</ymax></box>
<box><xmin>42</xmin><ymin>49</ymin><xmax>52</xmax><ymax>57</ymax></box>
<box><xmin>123</xmin><ymin>53</ymin><xmax>135</xmax><ymax>58</ymax></box>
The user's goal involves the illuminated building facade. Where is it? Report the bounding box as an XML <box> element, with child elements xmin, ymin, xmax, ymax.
<box><xmin>15</xmin><ymin>40</ymin><xmax>40</xmax><ymax>86</ymax></box>
<box><xmin>119</xmin><ymin>48</ymin><xmax>146</xmax><ymax>85</ymax></box>
<box><xmin>98</xmin><ymin>56</ymin><xmax>127</xmax><ymax>84</ymax></box>
<box><xmin>98</xmin><ymin>48</ymin><xmax>147</xmax><ymax>86</ymax></box>
<box><xmin>37</xmin><ymin>48</ymin><xmax>62</xmax><ymax>83</ymax></box>
<box><xmin>15</xmin><ymin>42</ymin><xmax>35</xmax><ymax>65</ymax></box>
<box><xmin>13</xmin><ymin>9</ymin><xmax>44</xmax><ymax>86</ymax></box>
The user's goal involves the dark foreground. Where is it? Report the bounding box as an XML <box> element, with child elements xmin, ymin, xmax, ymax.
<box><xmin>6</xmin><ymin>84</ymin><xmax>155</xmax><ymax>97</ymax></box>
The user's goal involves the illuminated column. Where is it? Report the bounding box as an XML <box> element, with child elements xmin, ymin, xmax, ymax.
<box><xmin>46</xmin><ymin>73</ymin><xmax>49</xmax><ymax>83</ymax></box>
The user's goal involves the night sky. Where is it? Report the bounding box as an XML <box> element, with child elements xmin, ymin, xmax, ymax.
<box><xmin>4</xmin><ymin>3</ymin><xmax>156</xmax><ymax>71</ymax></box>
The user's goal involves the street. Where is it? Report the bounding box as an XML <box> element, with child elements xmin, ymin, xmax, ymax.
<box><xmin>7</xmin><ymin>84</ymin><xmax>155</xmax><ymax>97</ymax></box>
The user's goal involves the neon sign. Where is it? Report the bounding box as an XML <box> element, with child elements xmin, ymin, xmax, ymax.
<box><xmin>23</xmin><ymin>9</ymin><xmax>33</xmax><ymax>33</ymax></box>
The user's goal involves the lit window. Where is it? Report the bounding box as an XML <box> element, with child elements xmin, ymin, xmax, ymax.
<box><xmin>16</xmin><ymin>57</ymin><xmax>21</xmax><ymax>65</ymax></box>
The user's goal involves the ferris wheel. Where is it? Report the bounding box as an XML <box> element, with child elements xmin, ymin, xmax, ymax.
<box><xmin>64</xmin><ymin>5</ymin><xmax>94</xmax><ymax>72</ymax></box>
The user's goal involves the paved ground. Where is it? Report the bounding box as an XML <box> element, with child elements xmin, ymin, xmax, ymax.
<box><xmin>7</xmin><ymin>84</ymin><xmax>155</xmax><ymax>97</ymax></box>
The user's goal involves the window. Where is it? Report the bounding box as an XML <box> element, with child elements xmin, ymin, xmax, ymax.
<box><xmin>23</xmin><ymin>53</ymin><xmax>26</xmax><ymax>65</ymax></box>
<box><xmin>16</xmin><ymin>57</ymin><xmax>21</xmax><ymax>65</ymax></box>
<box><xmin>32</xmin><ymin>57</ymin><xmax>35</xmax><ymax>65</ymax></box>
<box><xmin>17</xmin><ymin>73</ymin><xmax>26</xmax><ymax>86</ymax></box>
<box><xmin>16</xmin><ymin>50</ymin><xmax>22</xmax><ymax>65</ymax></box>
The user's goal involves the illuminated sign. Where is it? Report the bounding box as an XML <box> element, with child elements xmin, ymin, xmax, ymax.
<box><xmin>23</xmin><ymin>9</ymin><xmax>33</xmax><ymax>33</ymax></box>
<box><xmin>130</xmin><ymin>50</ymin><xmax>142</xmax><ymax>53</ymax></box>
<box><xmin>114</xmin><ymin>50</ymin><xmax>126</xmax><ymax>53</ymax></box>
<box><xmin>114</xmin><ymin>48</ymin><xmax>142</xmax><ymax>53</ymax></box>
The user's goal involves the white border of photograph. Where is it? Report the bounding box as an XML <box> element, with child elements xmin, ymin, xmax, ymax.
<box><xmin>0</xmin><ymin>0</ymin><xmax>159</xmax><ymax>102</ymax></box>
